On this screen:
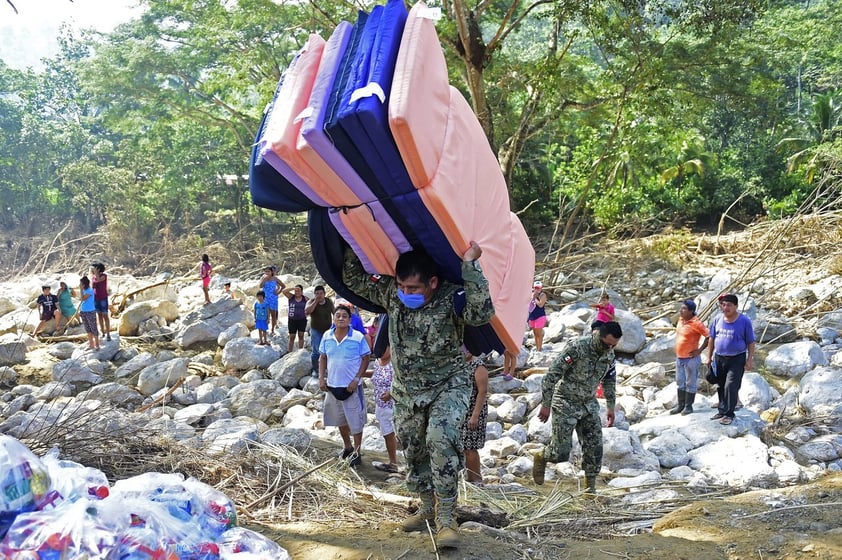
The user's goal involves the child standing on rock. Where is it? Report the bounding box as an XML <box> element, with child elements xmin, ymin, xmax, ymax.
<box><xmin>79</xmin><ymin>276</ymin><xmax>99</xmax><ymax>350</ymax></box>
<box><xmin>200</xmin><ymin>254</ymin><xmax>212</xmax><ymax>305</ymax></box>
<box><xmin>254</xmin><ymin>291</ymin><xmax>270</xmax><ymax>346</ymax></box>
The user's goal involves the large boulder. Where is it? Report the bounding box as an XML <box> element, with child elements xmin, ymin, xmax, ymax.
<box><xmin>602</xmin><ymin>428</ymin><xmax>660</xmax><ymax>472</ymax></box>
<box><xmin>0</xmin><ymin>297</ymin><xmax>17</xmax><ymax>317</ymax></box>
<box><xmin>137</xmin><ymin>358</ymin><xmax>190</xmax><ymax>395</ymax></box>
<box><xmin>227</xmin><ymin>379</ymin><xmax>288</xmax><ymax>421</ymax></box>
<box><xmin>175</xmin><ymin>299</ymin><xmax>254</xmax><ymax>348</ymax></box>
<box><xmin>115</xmin><ymin>352</ymin><xmax>157</xmax><ymax>379</ymax></box>
<box><xmin>687</xmin><ymin>435</ymin><xmax>778</xmax><ymax>488</ymax></box>
<box><xmin>634</xmin><ymin>333</ymin><xmax>677</xmax><ymax>365</ymax></box>
<box><xmin>52</xmin><ymin>359</ymin><xmax>105</xmax><ymax>384</ymax></box>
<box><xmin>268</xmin><ymin>349</ymin><xmax>313</xmax><ymax>388</ymax></box>
<box><xmin>218</xmin><ymin>323</ymin><xmax>250</xmax><ymax>347</ymax></box>
<box><xmin>765</xmin><ymin>341</ymin><xmax>828</xmax><ymax>377</ymax></box>
<box><xmin>118</xmin><ymin>300</ymin><xmax>180</xmax><ymax>336</ymax></box>
<box><xmin>221</xmin><ymin>337</ymin><xmax>280</xmax><ymax>371</ymax></box>
<box><xmin>798</xmin><ymin>366</ymin><xmax>842</xmax><ymax>417</ymax></box>
<box><xmin>817</xmin><ymin>309</ymin><xmax>842</xmax><ymax>332</ymax></box>
<box><xmin>753</xmin><ymin>309</ymin><xmax>798</xmax><ymax>343</ymax></box>
<box><xmin>0</xmin><ymin>334</ymin><xmax>26</xmax><ymax>366</ymax></box>
<box><xmin>613</xmin><ymin>309</ymin><xmax>646</xmax><ymax>354</ymax></box>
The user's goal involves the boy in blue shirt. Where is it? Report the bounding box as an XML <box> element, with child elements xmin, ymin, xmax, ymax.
<box><xmin>254</xmin><ymin>291</ymin><xmax>270</xmax><ymax>346</ymax></box>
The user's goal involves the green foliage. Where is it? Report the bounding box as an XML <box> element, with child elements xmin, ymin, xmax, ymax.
<box><xmin>2</xmin><ymin>0</ymin><xmax>842</xmax><ymax>253</ymax></box>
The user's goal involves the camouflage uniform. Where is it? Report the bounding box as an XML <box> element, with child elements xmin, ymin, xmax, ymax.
<box><xmin>541</xmin><ymin>333</ymin><xmax>616</xmax><ymax>478</ymax></box>
<box><xmin>343</xmin><ymin>248</ymin><xmax>494</xmax><ymax>498</ymax></box>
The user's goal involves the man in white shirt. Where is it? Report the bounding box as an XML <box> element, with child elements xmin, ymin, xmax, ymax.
<box><xmin>319</xmin><ymin>304</ymin><xmax>371</xmax><ymax>465</ymax></box>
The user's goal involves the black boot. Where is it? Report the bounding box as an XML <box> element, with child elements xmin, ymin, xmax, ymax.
<box><xmin>670</xmin><ymin>389</ymin><xmax>686</xmax><ymax>415</ymax></box>
<box><xmin>682</xmin><ymin>392</ymin><xmax>696</xmax><ymax>415</ymax></box>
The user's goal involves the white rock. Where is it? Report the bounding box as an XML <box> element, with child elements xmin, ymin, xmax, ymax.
<box><xmin>613</xmin><ymin>309</ymin><xmax>646</xmax><ymax>354</ymax></box>
<box><xmin>260</xmin><ymin>427</ymin><xmax>313</xmax><ymax>452</ymax></box>
<box><xmin>502</xmin><ymin>424</ymin><xmax>528</xmax><ymax>445</ymax></box>
<box><xmin>643</xmin><ymin>430</ymin><xmax>693</xmax><ymax>468</ymax></box>
<box><xmin>634</xmin><ymin>334</ymin><xmax>677</xmax><ymax>365</ymax></box>
<box><xmin>798</xmin><ymin>366</ymin><xmax>842</xmax><ymax>416</ymax></box>
<box><xmin>268</xmin><ymin>349</ymin><xmax>312</xmax><ymax>388</ymax></box>
<box><xmin>617</xmin><ymin>395</ymin><xmax>648</xmax><ymax>423</ymax></box>
<box><xmin>52</xmin><ymin>359</ymin><xmax>103</xmax><ymax>385</ymax></box>
<box><xmin>174</xmin><ymin>403</ymin><xmax>216</xmax><ymax>426</ymax></box>
<box><xmin>80</xmin><ymin>382</ymin><xmax>144</xmax><ymax>409</ymax></box>
<box><xmin>496</xmin><ymin>398</ymin><xmax>528</xmax><ymax>425</ymax></box>
<box><xmin>47</xmin><ymin>342</ymin><xmax>78</xmax><ymax>360</ymax></box>
<box><xmin>602</xmin><ymin>428</ymin><xmax>660</xmax><ymax>472</ymax></box>
<box><xmin>688</xmin><ymin>435</ymin><xmax>778</xmax><ymax>488</ymax></box>
<box><xmin>666</xmin><ymin>465</ymin><xmax>695</xmax><ymax>481</ymax></box>
<box><xmin>0</xmin><ymin>366</ymin><xmax>17</xmax><ymax>386</ymax></box>
<box><xmin>145</xmin><ymin>417</ymin><xmax>196</xmax><ymax>441</ymax></box>
<box><xmin>754</xmin><ymin>310</ymin><xmax>797</xmax><ymax>343</ymax></box>
<box><xmin>196</xmin><ymin>383</ymin><xmax>229</xmax><ymax>404</ymax></box>
<box><xmin>505</xmin><ymin>456</ymin><xmax>533</xmax><ymax>478</ymax></box>
<box><xmin>175</xmin><ymin>299</ymin><xmax>255</xmax><ymax>348</ymax></box>
<box><xmin>485</xmin><ymin>422</ymin><xmax>504</xmax><ymax>441</ymax></box>
<box><xmin>227</xmin><ymin>379</ymin><xmax>287</xmax><ymax>421</ymax></box>
<box><xmin>797</xmin><ymin>435</ymin><xmax>842</xmax><ymax>462</ymax></box>
<box><xmin>221</xmin><ymin>337</ymin><xmax>280</xmax><ymax>371</ymax></box>
<box><xmin>765</xmin><ymin>341</ymin><xmax>828</xmax><ymax>377</ymax></box>
<box><xmin>218</xmin><ymin>323</ymin><xmax>250</xmax><ymax>347</ymax></box>
<box><xmin>775</xmin><ymin>460</ymin><xmax>805</xmax><ymax>484</ymax></box>
<box><xmin>281</xmin><ymin>404</ymin><xmax>319</xmax><ymax>431</ymax></box>
<box><xmin>137</xmin><ymin>358</ymin><xmax>190</xmax><ymax>396</ymax></box>
<box><xmin>202</xmin><ymin>417</ymin><xmax>260</xmax><ymax>454</ymax></box>
<box><xmin>119</xmin><ymin>300</ymin><xmax>179</xmax><ymax>336</ymax></box>
<box><xmin>740</xmin><ymin>371</ymin><xmax>776</xmax><ymax>412</ymax></box>
<box><xmin>0</xmin><ymin>334</ymin><xmax>26</xmax><ymax>366</ymax></box>
<box><xmin>274</xmin><ymin>388</ymin><xmax>311</xmax><ymax>415</ymax></box>
<box><xmin>483</xmin><ymin>436</ymin><xmax>521</xmax><ymax>458</ymax></box>
<box><xmin>608</xmin><ymin>470</ymin><xmax>662</xmax><ymax>489</ymax></box>
<box><xmin>34</xmin><ymin>381</ymin><xmax>73</xmax><ymax>400</ymax></box>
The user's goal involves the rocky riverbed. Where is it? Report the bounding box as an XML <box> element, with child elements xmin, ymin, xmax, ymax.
<box><xmin>1</xmin><ymin>229</ymin><xmax>841</xmax><ymax>559</ymax></box>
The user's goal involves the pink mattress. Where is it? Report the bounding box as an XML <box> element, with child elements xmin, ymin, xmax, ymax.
<box><xmin>388</xmin><ymin>5</ymin><xmax>534</xmax><ymax>352</ymax></box>
<box><xmin>259</xmin><ymin>33</ymin><xmax>404</xmax><ymax>275</ymax></box>
<box><xmin>388</xmin><ymin>2</ymin><xmax>450</xmax><ymax>188</ymax></box>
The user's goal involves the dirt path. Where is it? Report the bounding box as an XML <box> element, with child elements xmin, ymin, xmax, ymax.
<box><xmin>249</xmin><ymin>472</ymin><xmax>842</xmax><ymax>560</ymax></box>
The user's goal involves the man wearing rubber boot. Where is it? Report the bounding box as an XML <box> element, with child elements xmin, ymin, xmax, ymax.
<box><xmin>672</xmin><ymin>299</ymin><xmax>709</xmax><ymax>415</ymax></box>
<box><xmin>343</xmin><ymin>241</ymin><xmax>494</xmax><ymax>549</ymax></box>
<box><xmin>534</xmin><ymin>321</ymin><xmax>621</xmax><ymax>493</ymax></box>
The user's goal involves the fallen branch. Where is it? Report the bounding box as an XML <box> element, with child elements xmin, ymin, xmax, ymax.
<box><xmin>135</xmin><ymin>378</ymin><xmax>185</xmax><ymax>413</ymax></box>
<box><xmin>244</xmin><ymin>457</ymin><xmax>337</xmax><ymax>510</ymax></box>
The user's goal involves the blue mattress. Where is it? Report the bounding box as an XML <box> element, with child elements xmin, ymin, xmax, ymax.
<box><xmin>323</xmin><ymin>1</ymin><xmax>463</xmax><ymax>283</ymax></box>
<box><xmin>308</xmin><ymin>207</ymin><xmax>386</xmax><ymax>314</ymax></box>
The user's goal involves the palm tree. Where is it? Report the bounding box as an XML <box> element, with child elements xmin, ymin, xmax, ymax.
<box><xmin>777</xmin><ymin>93</ymin><xmax>842</xmax><ymax>182</ymax></box>
<box><xmin>659</xmin><ymin>137</ymin><xmax>716</xmax><ymax>187</ymax></box>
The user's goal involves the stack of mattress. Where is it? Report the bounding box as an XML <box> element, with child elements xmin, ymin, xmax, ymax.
<box><xmin>250</xmin><ymin>0</ymin><xmax>535</xmax><ymax>355</ymax></box>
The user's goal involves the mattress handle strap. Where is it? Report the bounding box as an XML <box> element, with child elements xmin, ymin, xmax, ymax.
<box><xmin>329</xmin><ymin>203</ymin><xmax>377</xmax><ymax>222</ymax></box>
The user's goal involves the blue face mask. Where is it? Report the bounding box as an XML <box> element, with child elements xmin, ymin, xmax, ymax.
<box><xmin>397</xmin><ymin>289</ymin><xmax>426</xmax><ymax>309</ymax></box>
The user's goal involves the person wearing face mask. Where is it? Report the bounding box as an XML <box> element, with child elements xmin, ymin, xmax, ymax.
<box><xmin>533</xmin><ymin>321</ymin><xmax>622</xmax><ymax>493</ymax></box>
<box><xmin>342</xmin><ymin>241</ymin><xmax>494</xmax><ymax>550</ymax></box>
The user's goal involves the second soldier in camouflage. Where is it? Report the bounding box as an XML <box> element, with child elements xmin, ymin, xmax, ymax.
<box><xmin>534</xmin><ymin>321</ymin><xmax>622</xmax><ymax>492</ymax></box>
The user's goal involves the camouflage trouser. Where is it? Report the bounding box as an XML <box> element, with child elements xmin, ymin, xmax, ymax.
<box><xmin>545</xmin><ymin>398</ymin><xmax>603</xmax><ymax>478</ymax></box>
<box><xmin>394</xmin><ymin>385</ymin><xmax>469</xmax><ymax>497</ymax></box>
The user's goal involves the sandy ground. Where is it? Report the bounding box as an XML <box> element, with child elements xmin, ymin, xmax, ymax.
<box><xmin>253</xmin><ymin>472</ymin><xmax>842</xmax><ymax>559</ymax></box>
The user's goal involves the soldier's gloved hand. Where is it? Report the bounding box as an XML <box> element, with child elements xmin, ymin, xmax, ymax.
<box><xmin>538</xmin><ymin>406</ymin><xmax>550</xmax><ymax>422</ymax></box>
<box><xmin>606</xmin><ymin>408</ymin><xmax>615</xmax><ymax>427</ymax></box>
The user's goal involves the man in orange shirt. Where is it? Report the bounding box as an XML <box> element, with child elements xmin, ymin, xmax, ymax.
<box><xmin>671</xmin><ymin>299</ymin><xmax>710</xmax><ymax>415</ymax></box>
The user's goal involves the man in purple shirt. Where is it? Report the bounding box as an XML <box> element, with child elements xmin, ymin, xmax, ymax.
<box><xmin>706</xmin><ymin>293</ymin><xmax>756</xmax><ymax>425</ymax></box>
